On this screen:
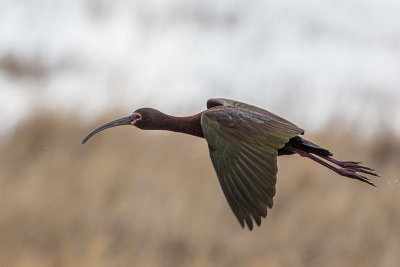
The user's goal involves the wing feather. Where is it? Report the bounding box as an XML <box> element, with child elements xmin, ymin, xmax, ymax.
<box><xmin>237</xmin><ymin>157</ymin><xmax>274</xmax><ymax>207</ymax></box>
<box><xmin>231</xmin><ymin>167</ymin><xmax>266</xmax><ymax>222</ymax></box>
<box><xmin>235</xmin><ymin>163</ymin><xmax>269</xmax><ymax>215</ymax></box>
<box><xmin>225</xmin><ymin>173</ymin><xmax>254</xmax><ymax>229</ymax></box>
<box><xmin>201</xmin><ymin>107</ymin><xmax>303</xmax><ymax>229</ymax></box>
<box><xmin>207</xmin><ymin>98</ymin><xmax>304</xmax><ymax>135</ymax></box>
<box><xmin>218</xmin><ymin>174</ymin><xmax>245</xmax><ymax>227</ymax></box>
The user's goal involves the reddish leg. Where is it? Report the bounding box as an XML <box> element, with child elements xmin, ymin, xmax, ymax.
<box><xmin>293</xmin><ymin>149</ymin><xmax>376</xmax><ymax>186</ymax></box>
<box><xmin>321</xmin><ymin>156</ymin><xmax>379</xmax><ymax>177</ymax></box>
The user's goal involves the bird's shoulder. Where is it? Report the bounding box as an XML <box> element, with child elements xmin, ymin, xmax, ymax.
<box><xmin>201</xmin><ymin>106</ymin><xmax>265</xmax><ymax>125</ymax></box>
<box><xmin>205</xmin><ymin>98</ymin><xmax>304</xmax><ymax>135</ymax></box>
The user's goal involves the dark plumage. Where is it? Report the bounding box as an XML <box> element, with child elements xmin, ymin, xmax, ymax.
<box><xmin>82</xmin><ymin>98</ymin><xmax>379</xmax><ymax>230</ymax></box>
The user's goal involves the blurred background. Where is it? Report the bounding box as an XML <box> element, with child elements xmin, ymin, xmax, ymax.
<box><xmin>1</xmin><ymin>0</ymin><xmax>399</xmax><ymax>266</ymax></box>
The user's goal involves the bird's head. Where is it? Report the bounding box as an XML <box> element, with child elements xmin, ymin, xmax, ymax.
<box><xmin>82</xmin><ymin>108</ymin><xmax>166</xmax><ymax>144</ymax></box>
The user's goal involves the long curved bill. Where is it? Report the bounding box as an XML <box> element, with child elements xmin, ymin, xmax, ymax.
<box><xmin>82</xmin><ymin>116</ymin><xmax>131</xmax><ymax>144</ymax></box>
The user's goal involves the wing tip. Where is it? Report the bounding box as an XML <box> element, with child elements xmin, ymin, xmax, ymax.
<box><xmin>243</xmin><ymin>211</ymin><xmax>270</xmax><ymax>231</ymax></box>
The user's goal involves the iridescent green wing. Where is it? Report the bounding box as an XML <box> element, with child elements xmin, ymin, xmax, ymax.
<box><xmin>201</xmin><ymin>107</ymin><xmax>303</xmax><ymax>230</ymax></box>
<box><xmin>207</xmin><ymin>98</ymin><xmax>304</xmax><ymax>134</ymax></box>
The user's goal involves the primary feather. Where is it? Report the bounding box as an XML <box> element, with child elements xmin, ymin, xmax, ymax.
<box><xmin>201</xmin><ymin>105</ymin><xmax>303</xmax><ymax>229</ymax></box>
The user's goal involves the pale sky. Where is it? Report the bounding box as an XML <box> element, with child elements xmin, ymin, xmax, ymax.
<box><xmin>1</xmin><ymin>0</ymin><xmax>400</xmax><ymax>138</ymax></box>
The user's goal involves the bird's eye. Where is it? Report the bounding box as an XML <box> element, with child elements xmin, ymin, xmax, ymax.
<box><xmin>135</xmin><ymin>114</ymin><xmax>142</xmax><ymax>120</ymax></box>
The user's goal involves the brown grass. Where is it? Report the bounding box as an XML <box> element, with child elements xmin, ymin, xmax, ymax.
<box><xmin>0</xmin><ymin>114</ymin><xmax>399</xmax><ymax>267</ymax></box>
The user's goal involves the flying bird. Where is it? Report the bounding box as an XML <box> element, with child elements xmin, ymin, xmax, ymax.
<box><xmin>82</xmin><ymin>98</ymin><xmax>379</xmax><ymax>230</ymax></box>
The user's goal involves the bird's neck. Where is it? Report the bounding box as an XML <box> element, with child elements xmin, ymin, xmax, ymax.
<box><xmin>149</xmin><ymin>112</ymin><xmax>204</xmax><ymax>138</ymax></box>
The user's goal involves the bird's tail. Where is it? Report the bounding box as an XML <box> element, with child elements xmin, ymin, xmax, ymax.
<box><xmin>288</xmin><ymin>136</ymin><xmax>380</xmax><ymax>186</ymax></box>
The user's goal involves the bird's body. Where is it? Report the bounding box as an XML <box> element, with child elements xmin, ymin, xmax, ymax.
<box><xmin>82</xmin><ymin>98</ymin><xmax>379</xmax><ymax>230</ymax></box>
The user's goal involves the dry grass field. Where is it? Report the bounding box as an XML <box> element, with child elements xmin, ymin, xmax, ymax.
<box><xmin>0</xmin><ymin>113</ymin><xmax>399</xmax><ymax>267</ymax></box>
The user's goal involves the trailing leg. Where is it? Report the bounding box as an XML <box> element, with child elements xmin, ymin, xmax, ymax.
<box><xmin>293</xmin><ymin>149</ymin><xmax>377</xmax><ymax>186</ymax></box>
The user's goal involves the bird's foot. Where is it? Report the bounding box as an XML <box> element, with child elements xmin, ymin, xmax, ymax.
<box><xmin>322</xmin><ymin>157</ymin><xmax>380</xmax><ymax>177</ymax></box>
<box><xmin>337</xmin><ymin>167</ymin><xmax>376</xmax><ymax>187</ymax></box>
<box><xmin>293</xmin><ymin>149</ymin><xmax>379</xmax><ymax>187</ymax></box>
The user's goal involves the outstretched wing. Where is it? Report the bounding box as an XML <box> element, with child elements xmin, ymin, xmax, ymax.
<box><xmin>201</xmin><ymin>107</ymin><xmax>303</xmax><ymax>230</ymax></box>
<box><xmin>207</xmin><ymin>98</ymin><xmax>304</xmax><ymax>134</ymax></box>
